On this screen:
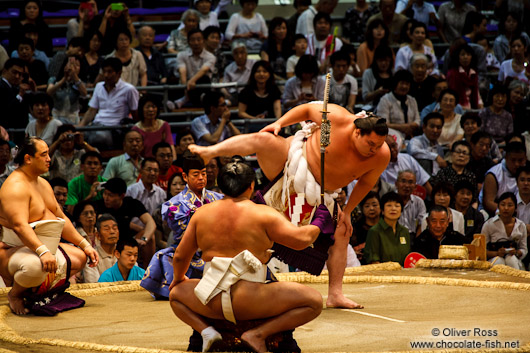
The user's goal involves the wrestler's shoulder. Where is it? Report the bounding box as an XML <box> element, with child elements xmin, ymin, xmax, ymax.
<box><xmin>369</xmin><ymin>144</ymin><xmax>391</xmax><ymax>164</ymax></box>
<box><xmin>37</xmin><ymin>176</ymin><xmax>53</xmax><ymax>188</ymax></box>
<box><xmin>377</xmin><ymin>142</ymin><xmax>391</xmax><ymax>157</ymax></box>
<box><xmin>0</xmin><ymin>170</ymin><xmax>27</xmax><ymax>191</ymax></box>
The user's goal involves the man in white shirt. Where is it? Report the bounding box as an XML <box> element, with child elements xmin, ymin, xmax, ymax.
<box><xmin>381</xmin><ymin>135</ymin><xmax>432</xmax><ymax>195</ymax></box>
<box><xmin>79</xmin><ymin>58</ymin><xmax>139</xmax><ymax>150</ymax></box>
<box><xmin>222</xmin><ymin>41</ymin><xmax>255</xmax><ymax>101</ymax></box>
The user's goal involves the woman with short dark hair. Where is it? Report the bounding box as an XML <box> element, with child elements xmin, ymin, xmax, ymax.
<box><xmin>364</xmin><ymin>191</ymin><xmax>410</xmax><ymax>266</ymax></box>
<box><xmin>132</xmin><ymin>94</ymin><xmax>175</xmax><ymax>159</ymax></box>
<box><xmin>375</xmin><ymin>69</ymin><xmax>420</xmax><ymax>139</ymax></box>
<box><xmin>351</xmin><ymin>191</ymin><xmax>381</xmax><ymax>265</ymax></box>
<box><xmin>105</xmin><ymin>30</ymin><xmax>147</xmax><ymax>86</ymax></box>
<box><xmin>282</xmin><ymin>55</ymin><xmax>325</xmax><ymax>110</ymax></box>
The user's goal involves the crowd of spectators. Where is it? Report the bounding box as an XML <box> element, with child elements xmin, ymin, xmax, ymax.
<box><xmin>0</xmin><ymin>0</ymin><xmax>529</xmax><ymax>282</ymax></box>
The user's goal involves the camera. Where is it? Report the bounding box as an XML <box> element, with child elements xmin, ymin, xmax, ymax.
<box><xmin>111</xmin><ymin>3</ymin><xmax>124</xmax><ymax>11</ymax></box>
<box><xmin>66</xmin><ymin>134</ymin><xmax>74</xmax><ymax>140</ymax></box>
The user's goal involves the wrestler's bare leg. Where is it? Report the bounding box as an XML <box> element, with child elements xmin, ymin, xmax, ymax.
<box><xmin>170</xmin><ymin>279</ymin><xmax>322</xmax><ymax>353</ymax></box>
<box><xmin>60</xmin><ymin>243</ymin><xmax>87</xmax><ymax>277</ymax></box>
<box><xmin>0</xmin><ymin>245</ymin><xmax>29</xmax><ymax>315</ymax></box>
<box><xmin>325</xmin><ymin>227</ymin><xmax>363</xmax><ymax>309</ymax></box>
<box><xmin>169</xmin><ymin>279</ymin><xmax>222</xmax><ymax>332</ymax></box>
<box><xmin>0</xmin><ymin>243</ymin><xmax>87</xmax><ymax>314</ymax></box>
<box><xmin>189</xmin><ymin>133</ymin><xmax>292</xmax><ymax>181</ymax></box>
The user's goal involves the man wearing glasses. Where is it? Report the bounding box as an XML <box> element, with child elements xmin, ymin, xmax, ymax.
<box><xmin>395</xmin><ymin>169</ymin><xmax>426</xmax><ymax>235</ymax></box>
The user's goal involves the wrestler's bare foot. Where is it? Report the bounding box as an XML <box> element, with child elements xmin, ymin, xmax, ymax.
<box><xmin>188</xmin><ymin>144</ymin><xmax>213</xmax><ymax>164</ymax></box>
<box><xmin>326</xmin><ymin>293</ymin><xmax>364</xmax><ymax>309</ymax></box>
<box><xmin>7</xmin><ymin>290</ymin><xmax>29</xmax><ymax>315</ymax></box>
<box><xmin>241</xmin><ymin>330</ymin><xmax>267</xmax><ymax>353</ymax></box>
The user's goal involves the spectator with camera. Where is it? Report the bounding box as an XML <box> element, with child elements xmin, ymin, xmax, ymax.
<box><xmin>98</xmin><ymin>2</ymin><xmax>137</xmax><ymax>55</ymax></box>
<box><xmin>48</xmin><ymin>124</ymin><xmax>98</xmax><ymax>182</ymax></box>
<box><xmin>47</xmin><ymin>55</ymin><xmax>88</xmax><ymax>125</ymax></box>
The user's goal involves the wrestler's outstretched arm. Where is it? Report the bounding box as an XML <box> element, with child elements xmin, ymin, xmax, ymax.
<box><xmin>260</xmin><ymin>104</ymin><xmax>329</xmax><ymax>135</ymax></box>
<box><xmin>263</xmin><ymin>205</ymin><xmax>321</xmax><ymax>250</ymax></box>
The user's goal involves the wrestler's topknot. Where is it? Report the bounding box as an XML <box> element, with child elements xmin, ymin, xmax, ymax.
<box><xmin>354</xmin><ymin>115</ymin><xmax>388</xmax><ymax>136</ymax></box>
<box><xmin>218</xmin><ymin>157</ymin><xmax>255</xmax><ymax>197</ymax></box>
<box><xmin>14</xmin><ymin>136</ymin><xmax>45</xmax><ymax>165</ymax></box>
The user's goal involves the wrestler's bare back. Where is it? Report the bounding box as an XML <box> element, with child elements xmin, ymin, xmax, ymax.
<box><xmin>189</xmin><ymin>198</ymin><xmax>318</xmax><ymax>264</ymax></box>
<box><xmin>0</xmin><ymin>171</ymin><xmax>59</xmax><ymax>229</ymax></box>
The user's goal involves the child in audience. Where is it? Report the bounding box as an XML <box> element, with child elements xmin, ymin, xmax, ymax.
<box><xmin>320</xmin><ymin>50</ymin><xmax>358</xmax><ymax>113</ymax></box>
<box><xmin>476</xmin><ymin>34</ymin><xmax>500</xmax><ymax>72</ymax></box>
<box><xmin>340</xmin><ymin>43</ymin><xmax>361</xmax><ymax>78</ymax></box>
<box><xmin>10</xmin><ymin>23</ymin><xmax>50</xmax><ymax>69</ymax></box>
<box><xmin>286</xmin><ymin>34</ymin><xmax>308</xmax><ymax>78</ymax></box>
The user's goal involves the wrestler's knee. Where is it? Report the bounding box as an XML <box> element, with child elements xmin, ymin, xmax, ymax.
<box><xmin>305</xmin><ymin>287</ymin><xmax>323</xmax><ymax>314</ymax></box>
<box><xmin>169</xmin><ymin>283</ymin><xmax>185</xmax><ymax>303</ymax></box>
<box><xmin>8</xmin><ymin>249</ymin><xmax>47</xmax><ymax>288</ymax></box>
<box><xmin>255</xmin><ymin>131</ymin><xmax>280</xmax><ymax>145</ymax></box>
<box><xmin>63</xmin><ymin>245</ymin><xmax>87</xmax><ymax>273</ymax></box>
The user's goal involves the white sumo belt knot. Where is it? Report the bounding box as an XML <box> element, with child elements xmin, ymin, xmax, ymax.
<box><xmin>194</xmin><ymin>250</ymin><xmax>268</xmax><ymax>324</ymax></box>
<box><xmin>282</xmin><ymin>121</ymin><xmax>339</xmax><ymax>225</ymax></box>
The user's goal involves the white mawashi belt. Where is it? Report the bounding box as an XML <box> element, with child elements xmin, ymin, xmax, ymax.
<box><xmin>194</xmin><ymin>250</ymin><xmax>268</xmax><ymax>324</ymax></box>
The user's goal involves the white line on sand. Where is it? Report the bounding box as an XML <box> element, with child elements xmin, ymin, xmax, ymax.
<box><xmin>341</xmin><ymin>309</ymin><xmax>406</xmax><ymax>323</ymax></box>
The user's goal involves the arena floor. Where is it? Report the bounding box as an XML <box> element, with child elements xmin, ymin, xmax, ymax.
<box><xmin>1</xmin><ymin>262</ymin><xmax>530</xmax><ymax>353</ymax></box>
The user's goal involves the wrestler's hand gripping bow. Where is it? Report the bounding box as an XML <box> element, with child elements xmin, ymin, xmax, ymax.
<box><xmin>320</xmin><ymin>73</ymin><xmax>331</xmax><ymax>205</ymax></box>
